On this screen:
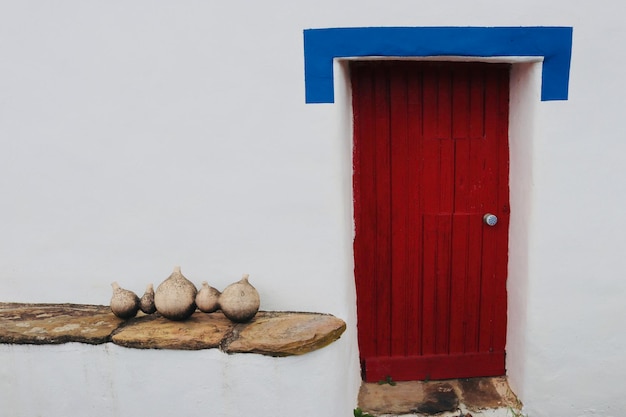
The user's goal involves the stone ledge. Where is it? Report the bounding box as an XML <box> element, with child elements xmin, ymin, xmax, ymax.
<box><xmin>0</xmin><ymin>303</ymin><xmax>124</xmax><ymax>345</ymax></box>
<box><xmin>224</xmin><ymin>311</ymin><xmax>347</xmax><ymax>356</ymax></box>
<box><xmin>0</xmin><ymin>303</ymin><xmax>346</xmax><ymax>356</ymax></box>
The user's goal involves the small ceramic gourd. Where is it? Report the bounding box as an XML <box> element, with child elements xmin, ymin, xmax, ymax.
<box><xmin>110</xmin><ymin>282</ymin><xmax>140</xmax><ymax>319</ymax></box>
<box><xmin>140</xmin><ymin>283</ymin><xmax>156</xmax><ymax>314</ymax></box>
<box><xmin>219</xmin><ymin>274</ymin><xmax>260</xmax><ymax>323</ymax></box>
<box><xmin>154</xmin><ymin>266</ymin><xmax>198</xmax><ymax>321</ymax></box>
<box><xmin>195</xmin><ymin>281</ymin><xmax>221</xmax><ymax>313</ymax></box>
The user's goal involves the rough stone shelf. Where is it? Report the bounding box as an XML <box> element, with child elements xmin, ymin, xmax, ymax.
<box><xmin>0</xmin><ymin>302</ymin><xmax>346</xmax><ymax>356</ymax></box>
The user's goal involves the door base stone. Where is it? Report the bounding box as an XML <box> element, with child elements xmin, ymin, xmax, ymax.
<box><xmin>358</xmin><ymin>376</ymin><xmax>522</xmax><ymax>416</ymax></box>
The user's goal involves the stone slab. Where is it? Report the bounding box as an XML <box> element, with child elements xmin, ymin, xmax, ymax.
<box><xmin>224</xmin><ymin>311</ymin><xmax>347</xmax><ymax>356</ymax></box>
<box><xmin>358</xmin><ymin>376</ymin><xmax>522</xmax><ymax>415</ymax></box>
<box><xmin>0</xmin><ymin>303</ymin><xmax>347</xmax><ymax>357</ymax></box>
<box><xmin>111</xmin><ymin>311</ymin><xmax>235</xmax><ymax>350</ymax></box>
<box><xmin>0</xmin><ymin>302</ymin><xmax>124</xmax><ymax>345</ymax></box>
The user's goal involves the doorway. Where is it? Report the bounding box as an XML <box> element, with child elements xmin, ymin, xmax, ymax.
<box><xmin>351</xmin><ymin>61</ymin><xmax>510</xmax><ymax>382</ymax></box>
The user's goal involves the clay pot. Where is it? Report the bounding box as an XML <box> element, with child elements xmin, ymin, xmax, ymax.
<box><xmin>219</xmin><ymin>274</ymin><xmax>260</xmax><ymax>323</ymax></box>
<box><xmin>139</xmin><ymin>283</ymin><xmax>156</xmax><ymax>314</ymax></box>
<box><xmin>195</xmin><ymin>281</ymin><xmax>221</xmax><ymax>313</ymax></box>
<box><xmin>154</xmin><ymin>266</ymin><xmax>198</xmax><ymax>321</ymax></box>
<box><xmin>110</xmin><ymin>282</ymin><xmax>140</xmax><ymax>319</ymax></box>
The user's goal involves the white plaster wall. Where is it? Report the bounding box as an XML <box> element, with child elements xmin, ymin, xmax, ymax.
<box><xmin>2</xmin><ymin>1</ymin><xmax>626</xmax><ymax>416</ymax></box>
<box><xmin>0</xmin><ymin>341</ymin><xmax>355</xmax><ymax>417</ymax></box>
<box><xmin>514</xmin><ymin>13</ymin><xmax>626</xmax><ymax>414</ymax></box>
<box><xmin>505</xmin><ymin>60</ymin><xmax>542</xmax><ymax>405</ymax></box>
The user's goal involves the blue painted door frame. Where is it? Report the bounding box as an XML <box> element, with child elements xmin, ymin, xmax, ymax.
<box><xmin>303</xmin><ymin>26</ymin><xmax>572</xmax><ymax>103</ymax></box>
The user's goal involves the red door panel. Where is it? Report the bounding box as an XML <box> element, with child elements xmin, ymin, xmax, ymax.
<box><xmin>352</xmin><ymin>61</ymin><xmax>510</xmax><ymax>382</ymax></box>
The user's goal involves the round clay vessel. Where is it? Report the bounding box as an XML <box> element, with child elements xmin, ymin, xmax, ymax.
<box><xmin>219</xmin><ymin>274</ymin><xmax>260</xmax><ymax>323</ymax></box>
<box><xmin>195</xmin><ymin>281</ymin><xmax>221</xmax><ymax>313</ymax></box>
<box><xmin>140</xmin><ymin>283</ymin><xmax>156</xmax><ymax>314</ymax></box>
<box><xmin>110</xmin><ymin>282</ymin><xmax>140</xmax><ymax>319</ymax></box>
<box><xmin>154</xmin><ymin>266</ymin><xmax>198</xmax><ymax>321</ymax></box>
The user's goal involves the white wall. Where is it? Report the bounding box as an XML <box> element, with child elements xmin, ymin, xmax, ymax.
<box><xmin>505</xmin><ymin>59</ymin><xmax>543</xmax><ymax>404</ymax></box>
<box><xmin>0</xmin><ymin>341</ymin><xmax>356</xmax><ymax>417</ymax></box>
<box><xmin>513</xmin><ymin>13</ymin><xmax>626</xmax><ymax>413</ymax></box>
<box><xmin>1</xmin><ymin>1</ymin><xmax>626</xmax><ymax>416</ymax></box>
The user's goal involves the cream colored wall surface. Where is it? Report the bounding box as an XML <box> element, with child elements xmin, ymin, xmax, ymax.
<box><xmin>1</xmin><ymin>1</ymin><xmax>625</xmax><ymax>416</ymax></box>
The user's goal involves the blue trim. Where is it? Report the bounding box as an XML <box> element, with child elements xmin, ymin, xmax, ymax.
<box><xmin>303</xmin><ymin>26</ymin><xmax>573</xmax><ymax>103</ymax></box>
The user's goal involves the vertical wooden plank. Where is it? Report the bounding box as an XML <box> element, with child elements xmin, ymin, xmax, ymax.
<box><xmin>449</xmin><ymin>214</ymin><xmax>469</xmax><ymax>354</ymax></box>
<box><xmin>454</xmin><ymin>138</ymin><xmax>471</xmax><ymax>213</ymax></box>
<box><xmin>460</xmin><ymin>65</ymin><xmax>489</xmax><ymax>355</ymax></box>
<box><xmin>439</xmin><ymin>142</ymin><xmax>455</xmax><ymax>211</ymax></box>
<box><xmin>434</xmin><ymin>214</ymin><xmax>452</xmax><ymax>354</ymax></box>
<box><xmin>452</xmin><ymin>66</ymin><xmax>470</xmax><ymax>140</ymax></box>
<box><xmin>406</xmin><ymin>65</ymin><xmax>423</xmax><ymax>357</ymax></box>
<box><xmin>421</xmin><ymin>213</ymin><xmax>437</xmax><ymax>356</ymax></box>
<box><xmin>469</xmin><ymin>66</ymin><xmax>486</xmax><ymax>139</ymax></box>
<box><xmin>464</xmin><ymin>215</ymin><xmax>484</xmax><ymax>353</ymax></box>
<box><xmin>449</xmin><ymin>65</ymin><xmax>472</xmax><ymax>355</ymax></box>
<box><xmin>478</xmin><ymin>227</ymin><xmax>497</xmax><ymax>354</ymax></box>
<box><xmin>390</xmin><ymin>63</ymin><xmax>410</xmax><ymax>356</ymax></box>
<box><xmin>478</xmin><ymin>65</ymin><xmax>501</xmax><ymax>353</ymax></box>
<box><xmin>420</xmin><ymin>64</ymin><xmax>440</xmax><ymax>357</ymax></box>
<box><xmin>453</xmin><ymin>68</ymin><xmax>472</xmax><ymax>214</ymax></box>
<box><xmin>351</xmin><ymin>63</ymin><xmax>377</xmax><ymax>359</ymax></box>
<box><xmin>438</xmin><ymin>68</ymin><xmax>456</xmax><ymax>214</ymax></box>
<box><xmin>422</xmin><ymin>66</ymin><xmax>438</xmax><ymax>141</ymax></box>
<box><xmin>492</xmin><ymin>66</ymin><xmax>510</xmax><ymax>353</ymax></box>
<box><xmin>373</xmin><ymin>64</ymin><xmax>392</xmax><ymax>357</ymax></box>
<box><xmin>466</xmin><ymin>65</ymin><xmax>489</xmax><ymax>213</ymax></box>
<box><xmin>437</xmin><ymin>65</ymin><xmax>452</xmax><ymax>140</ymax></box>
<box><xmin>436</xmin><ymin>68</ymin><xmax>455</xmax><ymax>356</ymax></box>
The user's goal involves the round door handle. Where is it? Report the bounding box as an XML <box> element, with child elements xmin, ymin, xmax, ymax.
<box><xmin>483</xmin><ymin>213</ymin><xmax>498</xmax><ymax>226</ymax></box>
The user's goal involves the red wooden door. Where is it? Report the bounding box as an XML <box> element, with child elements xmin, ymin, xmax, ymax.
<box><xmin>352</xmin><ymin>61</ymin><xmax>510</xmax><ymax>382</ymax></box>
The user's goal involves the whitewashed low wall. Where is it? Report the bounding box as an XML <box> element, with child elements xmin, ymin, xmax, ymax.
<box><xmin>0</xmin><ymin>331</ymin><xmax>359</xmax><ymax>417</ymax></box>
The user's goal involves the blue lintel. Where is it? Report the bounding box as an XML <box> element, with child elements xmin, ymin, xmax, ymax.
<box><xmin>303</xmin><ymin>26</ymin><xmax>573</xmax><ymax>103</ymax></box>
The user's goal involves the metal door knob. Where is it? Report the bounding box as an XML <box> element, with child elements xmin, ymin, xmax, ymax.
<box><xmin>483</xmin><ymin>213</ymin><xmax>498</xmax><ymax>226</ymax></box>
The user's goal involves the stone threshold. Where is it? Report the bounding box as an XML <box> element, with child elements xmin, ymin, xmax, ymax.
<box><xmin>0</xmin><ymin>302</ymin><xmax>346</xmax><ymax>356</ymax></box>
<box><xmin>358</xmin><ymin>376</ymin><xmax>522</xmax><ymax>416</ymax></box>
